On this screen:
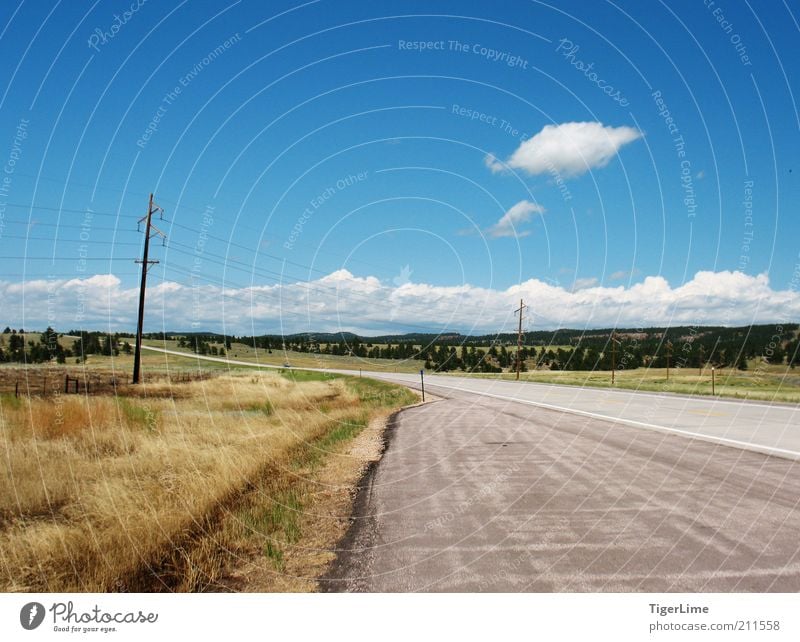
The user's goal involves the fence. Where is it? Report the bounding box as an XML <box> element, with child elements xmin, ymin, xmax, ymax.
<box><xmin>0</xmin><ymin>368</ymin><xmax>215</xmax><ymax>398</ymax></box>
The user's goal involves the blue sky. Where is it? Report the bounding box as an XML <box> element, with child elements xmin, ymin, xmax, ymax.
<box><xmin>0</xmin><ymin>0</ymin><xmax>799</xmax><ymax>334</ymax></box>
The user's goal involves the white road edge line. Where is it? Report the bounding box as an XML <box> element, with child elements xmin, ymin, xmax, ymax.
<box><xmin>423</xmin><ymin>382</ymin><xmax>800</xmax><ymax>460</ymax></box>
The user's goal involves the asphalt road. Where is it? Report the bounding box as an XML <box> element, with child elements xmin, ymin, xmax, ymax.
<box><xmin>323</xmin><ymin>384</ymin><xmax>800</xmax><ymax>592</ymax></box>
<box><xmin>367</xmin><ymin>372</ymin><xmax>800</xmax><ymax>460</ymax></box>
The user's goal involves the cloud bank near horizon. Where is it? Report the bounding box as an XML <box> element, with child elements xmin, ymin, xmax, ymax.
<box><xmin>1</xmin><ymin>269</ymin><xmax>798</xmax><ymax>336</ymax></box>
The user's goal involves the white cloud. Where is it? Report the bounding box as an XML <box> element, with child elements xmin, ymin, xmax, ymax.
<box><xmin>572</xmin><ymin>277</ymin><xmax>599</xmax><ymax>290</ymax></box>
<box><xmin>609</xmin><ymin>268</ymin><xmax>640</xmax><ymax>281</ymax></box>
<box><xmin>1</xmin><ymin>270</ymin><xmax>797</xmax><ymax>335</ymax></box>
<box><xmin>486</xmin><ymin>121</ymin><xmax>642</xmax><ymax>177</ymax></box>
<box><xmin>486</xmin><ymin>200</ymin><xmax>545</xmax><ymax>238</ymax></box>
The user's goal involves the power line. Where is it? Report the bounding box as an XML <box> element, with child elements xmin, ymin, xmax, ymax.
<box><xmin>0</xmin><ymin>234</ymin><xmax>143</xmax><ymax>246</ymax></box>
<box><xmin>0</xmin><ymin>201</ymin><xmax>140</xmax><ymax>218</ymax></box>
<box><xmin>0</xmin><ymin>256</ymin><xmax>137</xmax><ymax>260</ymax></box>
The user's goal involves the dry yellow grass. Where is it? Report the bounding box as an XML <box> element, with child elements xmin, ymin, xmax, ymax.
<box><xmin>0</xmin><ymin>371</ymin><xmax>415</xmax><ymax>591</ymax></box>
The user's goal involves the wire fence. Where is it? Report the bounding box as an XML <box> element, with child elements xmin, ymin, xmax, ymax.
<box><xmin>0</xmin><ymin>367</ymin><xmax>216</xmax><ymax>397</ymax></box>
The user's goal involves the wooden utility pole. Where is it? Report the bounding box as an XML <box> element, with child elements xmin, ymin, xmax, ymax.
<box><xmin>514</xmin><ymin>299</ymin><xmax>527</xmax><ymax>380</ymax></box>
<box><xmin>665</xmin><ymin>340</ymin><xmax>673</xmax><ymax>381</ymax></box>
<box><xmin>611</xmin><ymin>331</ymin><xmax>619</xmax><ymax>385</ymax></box>
<box><xmin>132</xmin><ymin>194</ymin><xmax>165</xmax><ymax>384</ymax></box>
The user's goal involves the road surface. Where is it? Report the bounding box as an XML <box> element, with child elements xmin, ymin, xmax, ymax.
<box><xmin>323</xmin><ymin>385</ymin><xmax>800</xmax><ymax>591</ymax></box>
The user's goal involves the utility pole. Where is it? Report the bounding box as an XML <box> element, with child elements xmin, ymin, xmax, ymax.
<box><xmin>132</xmin><ymin>194</ymin><xmax>165</xmax><ymax>384</ymax></box>
<box><xmin>514</xmin><ymin>298</ymin><xmax>527</xmax><ymax>380</ymax></box>
<box><xmin>665</xmin><ymin>340</ymin><xmax>673</xmax><ymax>382</ymax></box>
<box><xmin>610</xmin><ymin>330</ymin><xmax>620</xmax><ymax>385</ymax></box>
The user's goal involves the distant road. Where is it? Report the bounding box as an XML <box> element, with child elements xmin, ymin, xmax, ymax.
<box><xmin>143</xmin><ymin>345</ymin><xmax>800</xmax><ymax>459</ymax></box>
<box><xmin>141</xmin><ymin>345</ymin><xmax>287</xmax><ymax>368</ymax></box>
<box><xmin>368</xmin><ymin>373</ymin><xmax>800</xmax><ymax>461</ymax></box>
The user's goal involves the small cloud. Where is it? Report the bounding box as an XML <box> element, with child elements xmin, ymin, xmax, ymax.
<box><xmin>610</xmin><ymin>267</ymin><xmax>641</xmax><ymax>281</ymax></box>
<box><xmin>484</xmin><ymin>152</ymin><xmax>504</xmax><ymax>173</ymax></box>
<box><xmin>485</xmin><ymin>200</ymin><xmax>545</xmax><ymax>238</ymax></box>
<box><xmin>572</xmin><ymin>277</ymin><xmax>599</xmax><ymax>291</ymax></box>
<box><xmin>695</xmin><ymin>170</ymin><xmax>705</xmax><ymax>180</ymax></box>
<box><xmin>489</xmin><ymin>121</ymin><xmax>642</xmax><ymax>178</ymax></box>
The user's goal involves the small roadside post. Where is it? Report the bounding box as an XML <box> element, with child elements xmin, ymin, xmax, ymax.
<box><xmin>420</xmin><ymin>369</ymin><xmax>425</xmax><ymax>402</ymax></box>
<box><xmin>711</xmin><ymin>366</ymin><xmax>716</xmax><ymax>396</ymax></box>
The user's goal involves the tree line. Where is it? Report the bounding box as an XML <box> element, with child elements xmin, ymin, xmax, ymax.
<box><xmin>0</xmin><ymin>327</ymin><xmax>132</xmax><ymax>364</ymax></box>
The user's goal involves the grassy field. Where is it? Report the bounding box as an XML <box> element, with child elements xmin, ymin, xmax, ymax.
<box><xmin>451</xmin><ymin>363</ymin><xmax>800</xmax><ymax>403</ymax></box>
<box><xmin>36</xmin><ymin>342</ymin><xmax>799</xmax><ymax>404</ymax></box>
<box><xmin>142</xmin><ymin>339</ymin><xmax>424</xmax><ymax>373</ymax></box>
<box><xmin>0</xmin><ymin>368</ymin><xmax>417</xmax><ymax>591</ymax></box>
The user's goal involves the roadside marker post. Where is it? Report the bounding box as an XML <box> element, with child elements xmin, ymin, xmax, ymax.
<box><xmin>420</xmin><ymin>369</ymin><xmax>425</xmax><ymax>402</ymax></box>
<box><xmin>712</xmin><ymin>366</ymin><xmax>716</xmax><ymax>396</ymax></box>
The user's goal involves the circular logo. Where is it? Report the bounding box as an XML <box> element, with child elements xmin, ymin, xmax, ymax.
<box><xmin>20</xmin><ymin>602</ymin><xmax>45</xmax><ymax>630</ymax></box>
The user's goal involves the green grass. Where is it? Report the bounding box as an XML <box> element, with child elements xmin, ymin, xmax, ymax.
<box><xmin>229</xmin><ymin>374</ymin><xmax>418</xmax><ymax>572</ymax></box>
<box><xmin>0</xmin><ymin>393</ymin><xmax>24</xmax><ymax>410</ymax></box>
<box><xmin>346</xmin><ymin>377</ymin><xmax>418</xmax><ymax>409</ymax></box>
<box><xmin>279</xmin><ymin>369</ymin><xmax>340</xmax><ymax>383</ymax></box>
<box><xmin>449</xmin><ymin>364</ymin><xmax>800</xmax><ymax>403</ymax></box>
<box><xmin>117</xmin><ymin>398</ymin><xmax>159</xmax><ymax>432</ymax></box>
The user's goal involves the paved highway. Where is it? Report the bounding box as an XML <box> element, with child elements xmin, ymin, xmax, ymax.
<box><xmin>367</xmin><ymin>372</ymin><xmax>800</xmax><ymax>460</ymax></box>
<box><xmin>323</xmin><ymin>385</ymin><xmax>800</xmax><ymax>591</ymax></box>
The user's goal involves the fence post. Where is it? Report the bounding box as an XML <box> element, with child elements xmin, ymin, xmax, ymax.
<box><xmin>15</xmin><ymin>381</ymin><xmax>19</xmax><ymax>398</ymax></box>
<box><xmin>65</xmin><ymin>374</ymin><xmax>69</xmax><ymax>394</ymax></box>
